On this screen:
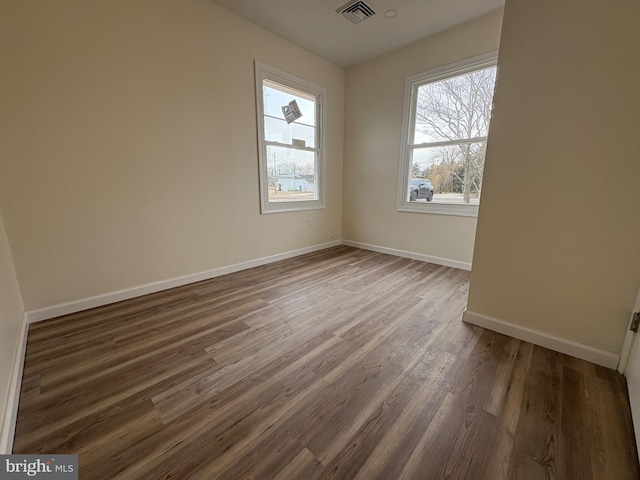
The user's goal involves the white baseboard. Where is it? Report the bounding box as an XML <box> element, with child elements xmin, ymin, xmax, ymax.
<box><xmin>0</xmin><ymin>313</ymin><xmax>29</xmax><ymax>454</ymax></box>
<box><xmin>462</xmin><ymin>309</ymin><xmax>619</xmax><ymax>369</ymax></box>
<box><xmin>27</xmin><ymin>240</ymin><xmax>342</xmax><ymax>324</ymax></box>
<box><xmin>341</xmin><ymin>240</ymin><xmax>471</xmax><ymax>271</ymax></box>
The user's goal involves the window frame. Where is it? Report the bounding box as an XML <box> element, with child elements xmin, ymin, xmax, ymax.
<box><xmin>396</xmin><ymin>51</ymin><xmax>498</xmax><ymax>217</ymax></box>
<box><xmin>254</xmin><ymin>61</ymin><xmax>326</xmax><ymax>214</ymax></box>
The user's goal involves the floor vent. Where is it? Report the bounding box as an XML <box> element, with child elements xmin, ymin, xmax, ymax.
<box><xmin>336</xmin><ymin>0</ymin><xmax>377</xmax><ymax>24</ymax></box>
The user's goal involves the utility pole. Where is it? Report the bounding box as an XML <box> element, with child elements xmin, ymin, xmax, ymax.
<box><xmin>273</xmin><ymin>151</ymin><xmax>277</xmax><ymax>195</ymax></box>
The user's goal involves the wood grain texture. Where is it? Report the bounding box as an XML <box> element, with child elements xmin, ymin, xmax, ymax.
<box><xmin>12</xmin><ymin>246</ymin><xmax>640</xmax><ymax>479</ymax></box>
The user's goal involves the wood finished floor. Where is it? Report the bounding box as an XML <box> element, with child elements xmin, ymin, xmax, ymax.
<box><xmin>13</xmin><ymin>246</ymin><xmax>640</xmax><ymax>479</ymax></box>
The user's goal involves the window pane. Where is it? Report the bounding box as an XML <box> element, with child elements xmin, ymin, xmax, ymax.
<box><xmin>409</xmin><ymin>142</ymin><xmax>487</xmax><ymax>204</ymax></box>
<box><xmin>263</xmin><ymin>84</ymin><xmax>316</xmax><ymax>127</ymax></box>
<box><xmin>266</xmin><ymin>145</ymin><xmax>317</xmax><ymax>203</ymax></box>
<box><xmin>256</xmin><ymin>63</ymin><xmax>324</xmax><ymax>213</ymax></box>
<box><xmin>413</xmin><ymin>67</ymin><xmax>496</xmax><ymax>144</ymax></box>
<box><xmin>264</xmin><ymin>115</ymin><xmax>316</xmax><ymax>148</ymax></box>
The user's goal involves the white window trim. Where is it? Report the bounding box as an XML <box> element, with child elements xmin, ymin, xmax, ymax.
<box><xmin>255</xmin><ymin>61</ymin><xmax>326</xmax><ymax>214</ymax></box>
<box><xmin>396</xmin><ymin>51</ymin><xmax>498</xmax><ymax>217</ymax></box>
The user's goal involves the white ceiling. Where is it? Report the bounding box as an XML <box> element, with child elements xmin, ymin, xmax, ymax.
<box><xmin>210</xmin><ymin>0</ymin><xmax>504</xmax><ymax>68</ymax></box>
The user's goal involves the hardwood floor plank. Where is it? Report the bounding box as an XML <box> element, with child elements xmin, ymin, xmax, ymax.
<box><xmin>315</xmin><ymin>374</ymin><xmax>421</xmax><ymax>480</ymax></box>
<box><xmin>560</xmin><ymin>366</ymin><xmax>592</xmax><ymax>480</ymax></box>
<box><xmin>14</xmin><ymin>351</ymin><xmax>217</xmax><ymax>452</ymax></box>
<box><xmin>215</xmin><ymin>435</ymin><xmax>306</xmax><ymax>480</ymax></box>
<box><xmin>12</xmin><ymin>246</ymin><xmax>639</xmax><ymax>479</ymax></box>
<box><xmin>352</xmin><ymin>348</ymin><xmax>464</xmax><ymax>480</ymax></box>
<box><xmin>272</xmin><ymin>447</ymin><xmax>324</xmax><ymax>480</ymax></box>
<box><xmin>484</xmin><ymin>341</ymin><xmax>534</xmax><ymax>480</ymax></box>
<box><xmin>152</xmin><ymin>330</ymin><xmax>337</xmax><ymax>424</ymax></box>
<box><xmin>398</xmin><ymin>391</ymin><xmax>497</xmax><ymax>480</ymax></box>
<box><xmin>96</xmin><ymin>359</ymin><xmax>326</xmax><ymax>479</ymax></box>
<box><xmin>585</xmin><ymin>367</ymin><xmax>640</xmax><ymax>480</ymax></box>
<box><xmin>101</xmin><ymin>330</ymin><xmax>347</xmax><ymax>478</ymax></box>
<box><xmin>485</xmin><ymin>335</ymin><xmax>521</xmax><ymax>416</ymax></box>
<box><xmin>450</xmin><ymin>330</ymin><xmax>520</xmax><ymax>413</ymax></box>
<box><xmin>507</xmin><ymin>346</ymin><xmax>564</xmax><ymax>480</ymax></box>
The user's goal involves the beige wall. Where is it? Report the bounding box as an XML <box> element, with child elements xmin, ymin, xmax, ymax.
<box><xmin>468</xmin><ymin>0</ymin><xmax>640</xmax><ymax>354</ymax></box>
<box><xmin>0</xmin><ymin>211</ymin><xmax>24</xmax><ymax>451</ymax></box>
<box><xmin>342</xmin><ymin>11</ymin><xmax>504</xmax><ymax>265</ymax></box>
<box><xmin>0</xmin><ymin>0</ymin><xmax>344</xmax><ymax>310</ymax></box>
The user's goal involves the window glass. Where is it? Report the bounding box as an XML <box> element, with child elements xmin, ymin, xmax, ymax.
<box><xmin>255</xmin><ymin>63</ymin><xmax>325</xmax><ymax>213</ymax></box>
<box><xmin>398</xmin><ymin>54</ymin><xmax>497</xmax><ymax>216</ymax></box>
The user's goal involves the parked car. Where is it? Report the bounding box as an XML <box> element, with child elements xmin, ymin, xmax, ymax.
<box><xmin>409</xmin><ymin>179</ymin><xmax>434</xmax><ymax>202</ymax></box>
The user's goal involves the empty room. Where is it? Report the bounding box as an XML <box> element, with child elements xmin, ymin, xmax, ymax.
<box><xmin>1</xmin><ymin>0</ymin><xmax>640</xmax><ymax>478</ymax></box>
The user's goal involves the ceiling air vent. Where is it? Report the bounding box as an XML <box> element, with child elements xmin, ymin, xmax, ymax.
<box><xmin>336</xmin><ymin>0</ymin><xmax>377</xmax><ymax>24</ymax></box>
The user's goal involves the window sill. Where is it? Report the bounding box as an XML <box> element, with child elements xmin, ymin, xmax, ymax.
<box><xmin>261</xmin><ymin>200</ymin><xmax>325</xmax><ymax>214</ymax></box>
<box><xmin>397</xmin><ymin>202</ymin><xmax>478</xmax><ymax>217</ymax></box>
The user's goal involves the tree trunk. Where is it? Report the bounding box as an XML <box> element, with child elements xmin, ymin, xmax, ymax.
<box><xmin>462</xmin><ymin>145</ymin><xmax>472</xmax><ymax>204</ymax></box>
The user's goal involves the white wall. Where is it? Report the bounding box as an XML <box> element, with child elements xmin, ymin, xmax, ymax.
<box><xmin>0</xmin><ymin>0</ymin><xmax>344</xmax><ymax>311</ymax></box>
<box><xmin>342</xmin><ymin>10</ymin><xmax>503</xmax><ymax>266</ymax></box>
<box><xmin>0</xmin><ymin>211</ymin><xmax>24</xmax><ymax>453</ymax></box>
<box><xmin>467</xmin><ymin>0</ymin><xmax>640</xmax><ymax>355</ymax></box>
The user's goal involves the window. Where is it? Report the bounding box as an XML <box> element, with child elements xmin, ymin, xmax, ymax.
<box><xmin>397</xmin><ymin>52</ymin><xmax>497</xmax><ymax>217</ymax></box>
<box><xmin>255</xmin><ymin>62</ymin><xmax>325</xmax><ymax>213</ymax></box>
